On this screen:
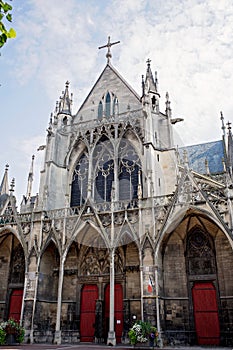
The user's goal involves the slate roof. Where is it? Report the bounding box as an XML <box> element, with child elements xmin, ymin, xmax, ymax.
<box><xmin>0</xmin><ymin>193</ymin><xmax>8</xmax><ymax>209</ymax></box>
<box><xmin>179</xmin><ymin>140</ymin><xmax>225</xmax><ymax>174</ymax></box>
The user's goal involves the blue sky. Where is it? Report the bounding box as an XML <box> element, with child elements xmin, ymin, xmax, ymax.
<box><xmin>1</xmin><ymin>0</ymin><xmax>233</xmax><ymax>202</ymax></box>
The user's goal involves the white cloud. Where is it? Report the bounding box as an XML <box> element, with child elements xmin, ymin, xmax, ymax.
<box><xmin>1</xmin><ymin>0</ymin><xmax>233</xmax><ymax>200</ymax></box>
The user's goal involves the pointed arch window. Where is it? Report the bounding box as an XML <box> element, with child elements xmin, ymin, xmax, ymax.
<box><xmin>186</xmin><ymin>228</ymin><xmax>216</xmax><ymax>276</ymax></box>
<box><xmin>98</xmin><ymin>101</ymin><xmax>103</xmax><ymax>119</ymax></box>
<box><xmin>71</xmin><ymin>152</ymin><xmax>89</xmax><ymax>207</ymax></box>
<box><xmin>93</xmin><ymin>135</ymin><xmax>114</xmax><ymax>202</ymax></box>
<box><xmin>97</xmin><ymin>92</ymin><xmax>119</xmax><ymax>119</ymax></box>
<box><xmin>10</xmin><ymin>238</ymin><xmax>25</xmax><ymax>284</ymax></box>
<box><xmin>118</xmin><ymin>139</ymin><xmax>141</xmax><ymax>201</ymax></box>
<box><xmin>70</xmin><ymin>132</ymin><xmax>141</xmax><ymax>206</ymax></box>
<box><xmin>113</xmin><ymin>97</ymin><xmax>119</xmax><ymax>115</ymax></box>
<box><xmin>105</xmin><ymin>92</ymin><xmax>111</xmax><ymax>117</ymax></box>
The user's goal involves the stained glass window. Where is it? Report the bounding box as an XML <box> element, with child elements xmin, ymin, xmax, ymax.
<box><xmin>105</xmin><ymin>92</ymin><xmax>111</xmax><ymax>117</ymax></box>
<box><xmin>98</xmin><ymin>101</ymin><xmax>103</xmax><ymax>119</ymax></box>
<box><xmin>71</xmin><ymin>136</ymin><xmax>142</xmax><ymax>206</ymax></box>
<box><xmin>71</xmin><ymin>152</ymin><xmax>89</xmax><ymax>207</ymax></box>
<box><xmin>118</xmin><ymin>139</ymin><xmax>140</xmax><ymax>201</ymax></box>
<box><xmin>93</xmin><ymin>136</ymin><xmax>114</xmax><ymax>202</ymax></box>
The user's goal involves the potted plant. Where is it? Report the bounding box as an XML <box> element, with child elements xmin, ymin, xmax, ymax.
<box><xmin>148</xmin><ymin>325</ymin><xmax>158</xmax><ymax>348</ymax></box>
<box><xmin>0</xmin><ymin>318</ymin><xmax>25</xmax><ymax>345</ymax></box>
<box><xmin>128</xmin><ymin>320</ymin><xmax>151</xmax><ymax>346</ymax></box>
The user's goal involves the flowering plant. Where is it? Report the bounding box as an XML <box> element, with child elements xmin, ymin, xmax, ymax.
<box><xmin>148</xmin><ymin>325</ymin><xmax>158</xmax><ymax>342</ymax></box>
<box><xmin>128</xmin><ymin>320</ymin><xmax>157</xmax><ymax>345</ymax></box>
<box><xmin>0</xmin><ymin>319</ymin><xmax>25</xmax><ymax>345</ymax></box>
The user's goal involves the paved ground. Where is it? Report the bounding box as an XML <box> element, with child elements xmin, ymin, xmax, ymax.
<box><xmin>0</xmin><ymin>344</ymin><xmax>232</xmax><ymax>350</ymax></box>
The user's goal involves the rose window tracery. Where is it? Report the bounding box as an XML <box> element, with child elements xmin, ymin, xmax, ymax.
<box><xmin>186</xmin><ymin>228</ymin><xmax>216</xmax><ymax>276</ymax></box>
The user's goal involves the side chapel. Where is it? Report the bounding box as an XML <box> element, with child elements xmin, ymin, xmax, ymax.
<box><xmin>0</xmin><ymin>38</ymin><xmax>233</xmax><ymax>346</ymax></box>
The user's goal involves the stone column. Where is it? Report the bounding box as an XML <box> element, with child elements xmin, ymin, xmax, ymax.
<box><xmin>54</xmin><ymin>256</ymin><xmax>65</xmax><ymax>344</ymax></box>
<box><xmin>29</xmin><ymin>268</ymin><xmax>40</xmax><ymax>344</ymax></box>
<box><xmin>107</xmin><ymin>248</ymin><xmax>116</xmax><ymax>346</ymax></box>
<box><xmin>155</xmin><ymin>265</ymin><xmax>163</xmax><ymax>347</ymax></box>
<box><xmin>20</xmin><ymin>247</ymin><xmax>40</xmax><ymax>344</ymax></box>
<box><xmin>139</xmin><ymin>250</ymin><xmax>144</xmax><ymax>321</ymax></box>
<box><xmin>87</xmin><ymin>148</ymin><xmax>93</xmax><ymax>198</ymax></box>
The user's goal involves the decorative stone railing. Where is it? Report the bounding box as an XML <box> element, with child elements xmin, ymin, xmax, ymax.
<box><xmin>0</xmin><ymin>194</ymin><xmax>174</xmax><ymax>226</ymax></box>
<box><xmin>71</xmin><ymin>108</ymin><xmax>143</xmax><ymax>133</ymax></box>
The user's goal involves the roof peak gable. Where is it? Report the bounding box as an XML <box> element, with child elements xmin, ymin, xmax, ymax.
<box><xmin>77</xmin><ymin>62</ymin><xmax>140</xmax><ymax>116</ymax></box>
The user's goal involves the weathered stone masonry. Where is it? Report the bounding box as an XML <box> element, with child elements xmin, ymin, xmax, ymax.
<box><xmin>0</xmin><ymin>42</ymin><xmax>233</xmax><ymax>346</ymax></box>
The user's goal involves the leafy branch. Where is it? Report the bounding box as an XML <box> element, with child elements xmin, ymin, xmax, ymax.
<box><xmin>0</xmin><ymin>0</ymin><xmax>16</xmax><ymax>48</ymax></box>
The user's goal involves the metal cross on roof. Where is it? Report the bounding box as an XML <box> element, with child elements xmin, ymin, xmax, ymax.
<box><xmin>98</xmin><ymin>36</ymin><xmax>120</xmax><ymax>63</ymax></box>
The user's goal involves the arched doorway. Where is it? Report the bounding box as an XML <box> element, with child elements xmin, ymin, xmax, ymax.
<box><xmin>186</xmin><ymin>227</ymin><xmax>220</xmax><ymax>345</ymax></box>
<box><xmin>160</xmin><ymin>210</ymin><xmax>230</xmax><ymax>346</ymax></box>
<box><xmin>0</xmin><ymin>233</ymin><xmax>25</xmax><ymax>322</ymax></box>
<box><xmin>78</xmin><ymin>245</ymin><xmax>125</xmax><ymax>343</ymax></box>
<box><xmin>80</xmin><ymin>284</ymin><xmax>98</xmax><ymax>342</ymax></box>
<box><xmin>192</xmin><ymin>282</ymin><xmax>220</xmax><ymax>345</ymax></box>
<box><xmin>8</xmin><ymin>289</ymin><xmax>24</xmax><ymax>322</ymax></box>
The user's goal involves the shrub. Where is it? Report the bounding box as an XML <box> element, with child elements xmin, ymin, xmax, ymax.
<box><xmin>128</xmin><ymin>320</ymin><xmax>158</xmax><ymax>345</ymax></box>
<box><xmin>0</xmin><ymin>319</ymin><xmax>25</xmax><ymax>345</ymax></box>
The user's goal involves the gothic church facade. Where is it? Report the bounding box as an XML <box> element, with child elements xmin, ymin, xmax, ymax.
<box><xmin>0</xmin><ymin>41</ymin><xmax>233</xmax><ymax>346</ymax></box>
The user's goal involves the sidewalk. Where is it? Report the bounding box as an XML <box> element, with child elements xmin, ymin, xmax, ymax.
<box><xmin>0</xmin><ymin>344</ymin><xmax>231</xmax><ymax>350</ymax></box>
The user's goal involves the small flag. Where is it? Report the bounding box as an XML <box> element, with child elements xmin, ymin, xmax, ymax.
<box><xmin>148</xmin><ymin>275</ymin><xmax>153</xmax><ymax>293</ymax></box>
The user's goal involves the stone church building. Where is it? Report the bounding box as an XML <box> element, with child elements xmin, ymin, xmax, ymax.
<box><xmin>0</xmin><ymin>39</ymin><xmax>232</xmax><ymax>346</ymax></box>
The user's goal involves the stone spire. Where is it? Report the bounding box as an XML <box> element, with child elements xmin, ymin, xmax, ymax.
<box><xmin>26</xmin><ymin>155</ymin><xmax>35</xmax><ymax>199</ymax></box>
<box><xmin>165</xmin><ymin>92</ymin><xmax>172</xmax><ymax>118</ymax></box>
<box><xmin>9</xmin><ymin>177</ymin><xmax>15</xmax><ymax>194</ymax></box>
<box><xmin>227</xmin><ymin>121</ymin><xmax>233</xmax><ymax>175</ymax></box>
<box><xmin>141</xmin><ymin>75</ymin><xmax>145</xmax><ymax>97</ymax></box>
<box><xmin>145</xmin><ymin>58</ymin><xmax>158</xmax><ymax>93</ymax></box>
<box><xmin>142</xmin><ymin>59</ymin><xmax>160</xmax><ymax>111</ymax></box>
<box><xmin>58</xmin><ymin>81</ymin><xmax>72</xmax><ymax>115</ymax></box>
<box><xmin>220</xmin><ymin>111</ymin><xmax>226</xmax><ymax>140</ymax></box>
<box><xmin>220</xmin><ymin>111</ymin><xmax>228</xmax><ymax>174</ymax></box>
<box><xmin>0</xmin><ymin>164</ymin><xmax>9</xmax><ymax>195</ymax></box>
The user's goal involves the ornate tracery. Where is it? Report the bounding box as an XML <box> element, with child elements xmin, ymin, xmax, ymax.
<box><xmin>118</xmin><ymin>139</ymin><xmax>140</xmax><ymax>201</ymax></box>
<box><xmin>186</xmin><ymin>227</ymin><xmax>216</xmax><ymax>276</ymax></box>
<box><xmin>70</xmin><ymin>131</ymin><xmax>142</xmax><ymax>207</ymax></box>
<box><xmin>93</xmin><ymin>136</ymin><xmax>114</xmax><ymax>203</ymax></box>
<box><xmin>71</xmin><ymin>152</ymin><xmax>89</xmax><ymax>207</ymax></box>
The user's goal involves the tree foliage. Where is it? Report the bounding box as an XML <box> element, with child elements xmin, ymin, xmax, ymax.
<box><xmin>0</xmin><ymin>0</ymin><xmax>16</xmax><ymax>48</ymax></box>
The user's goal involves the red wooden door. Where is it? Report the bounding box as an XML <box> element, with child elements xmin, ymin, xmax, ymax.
<box><xmin>105</xmin><ymin>284</ymin><xmax>123</xmax><ymax>343</ymax></box>
<box><xmin>80</xmin><ymin>284</ymin><xmax>98</xmax><ymax>342</ymax></box>
<box><xmin>8</xmin><ymin>289</ymin><xmax>23</xmax><ymax>322</ymax></box>
<box><xmin>192</xmin><ymin>282</ymin><xmax>220</xmax><ymax>345</ymax></box>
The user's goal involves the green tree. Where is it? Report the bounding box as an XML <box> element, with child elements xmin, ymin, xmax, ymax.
<box><xmin>0</xmin><ymin>0</ymin><xmax>16</xmax><ymax>48</ymax></box>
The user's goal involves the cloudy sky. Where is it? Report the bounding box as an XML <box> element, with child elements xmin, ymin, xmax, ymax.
<box><xmin>1</xmin><ymin>0</ymin><xmax>233</xmax><ymax>202</ymax></box>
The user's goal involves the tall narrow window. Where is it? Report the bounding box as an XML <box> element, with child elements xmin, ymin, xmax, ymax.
<box><xmin>93</xmin><ymin>136</ymin><xmax>114</xmax><ymax>202</ymax></box>
<box><xmin>71</xmin><ymin>152</ymin><xmax>88</xmax><ymax>207</ymax></box>
<box><xmin>98</xmin><ymin>101</ymin><xmax>103</xmax><ymax>119</ymax></box>
<box><xmin>113</xmin><ymin>97</ymin><xmax>119</xmax><ymax>115</ymax></box>
<box><xmin>118</xmin><ymin>139</ymin><xmax>141</xmax><ymax>201</ymax></box>
<box><xmin>105</xmin><ymin>92</ymin><xmax>111</xmax><ymax>117</ymax></box>
<box><xmin>95</xmin><ymin>158</ymin><xmax>114</xmax><ymax>202</ymax></box>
